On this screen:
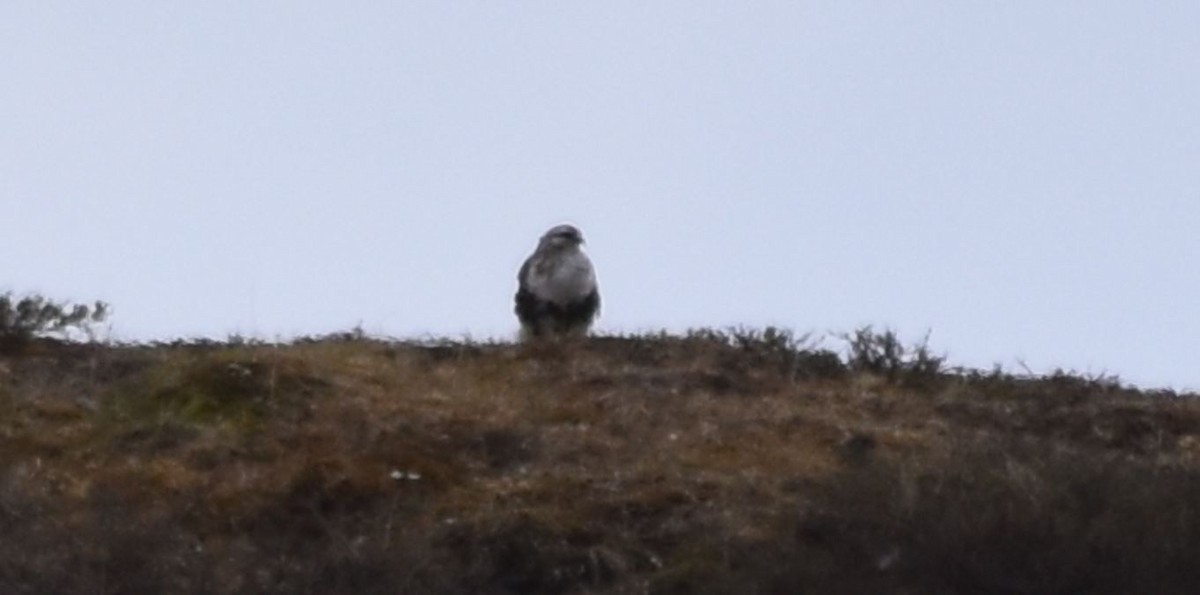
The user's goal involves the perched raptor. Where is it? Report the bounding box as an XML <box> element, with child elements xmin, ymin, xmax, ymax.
<box><xmin>515</xmin><ymin>224</ymin><xmax>600</xmax><ymax>339</ymax></box>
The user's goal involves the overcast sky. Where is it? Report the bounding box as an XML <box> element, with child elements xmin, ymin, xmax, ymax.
<box><xmin>3</xmin><ymin>3</ymin><xmax>1197</xmax><ymax>390</ymax></box>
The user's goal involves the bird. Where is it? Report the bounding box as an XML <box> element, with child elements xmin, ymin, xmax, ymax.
<box><xmin>514</xmin><ymin>224</ymin><xmax>600</xmax><ymax>340</ymax></box>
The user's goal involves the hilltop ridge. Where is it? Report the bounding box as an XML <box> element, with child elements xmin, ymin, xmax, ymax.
<box><xmin>2</xmin><ymin>330</ymin><xmax>1199</xmax><ymax>593</ymax></box>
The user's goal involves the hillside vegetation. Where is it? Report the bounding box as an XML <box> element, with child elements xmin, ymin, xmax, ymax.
<box><xmin>1</xmin><ymin>329</ymin><xmax>1199</xmax><ymax>594</ymax></box>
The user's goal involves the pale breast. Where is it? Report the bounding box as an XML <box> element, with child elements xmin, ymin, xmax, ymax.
<box><xmin>525</xmin><ymin>251</ymin><xmax>596</xmax><ymax>305</ymax></box>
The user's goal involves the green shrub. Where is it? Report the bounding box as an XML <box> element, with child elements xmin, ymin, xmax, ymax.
<box><xmin>844</xmin><ymin>326</ymin><xmax>944</xmax><ymax>387</ymax></box>
<box><xmin>0</xmin><ymin>292</ymin><xmax>108</xmax><ymax>348</ymax></box>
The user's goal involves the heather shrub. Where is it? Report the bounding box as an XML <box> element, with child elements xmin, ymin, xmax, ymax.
<box><xmin>0</xmin><ymin>292</ymin><xmax>108</xmax><ymax>350</ymax></box>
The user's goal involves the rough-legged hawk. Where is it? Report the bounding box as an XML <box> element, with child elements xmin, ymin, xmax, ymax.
<box><xmin>515</xmin><ymin>224</ymin><xmax>600</xmax><ymax>339</ymax></box>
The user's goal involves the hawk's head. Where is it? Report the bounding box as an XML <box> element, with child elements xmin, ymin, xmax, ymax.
<box><xmin>537</xmin><ymin>224</ymin><xmax>585</xmax><ymax>251</ymax></box>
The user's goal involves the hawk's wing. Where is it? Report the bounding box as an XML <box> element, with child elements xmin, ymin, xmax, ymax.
<box><xmin>517</xmin><ymin>253</ymin><xmax>534</xmax><ymax>287</ymax></box>
<box><xmin>514</xmin><ymin>253</ymin><xmax>541</xmax><ymax>323</ymax></box>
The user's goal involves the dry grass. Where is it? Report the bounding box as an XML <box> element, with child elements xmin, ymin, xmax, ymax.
<box><xmin>1</xmin><ymin>331</ymin><xmax>1198</xmax><ymax>593</ymax></box>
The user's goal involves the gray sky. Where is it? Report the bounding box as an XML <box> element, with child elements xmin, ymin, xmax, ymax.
<box><xmin>3</xmin><ymin>3</ymin><xmax>1197</xmax><ymax>390</ymax></box>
